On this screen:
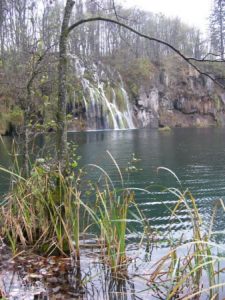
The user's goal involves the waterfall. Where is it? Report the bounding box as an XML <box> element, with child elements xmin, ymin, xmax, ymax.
<box><xmin>72</xmin><ymin>56</ymin><xmax>135</xmax><ymax>130</ymax></box>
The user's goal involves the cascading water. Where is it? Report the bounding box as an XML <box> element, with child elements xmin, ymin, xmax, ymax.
<box><xmin>72</xmin><ymin>56</ymin><xmax>135</xmax><ymax>130</ymax></box>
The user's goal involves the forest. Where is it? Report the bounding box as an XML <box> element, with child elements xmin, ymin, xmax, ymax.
<box><xmin>0</xmin><ymin>0</ymin><xmax>225</xmax><ymax>299</ymax></box>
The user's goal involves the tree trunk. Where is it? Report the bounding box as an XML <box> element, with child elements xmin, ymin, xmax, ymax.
<box><xmin>57</xmin><ymin>0</ymin><xmax>75</xmax><ymax>167</ymax></box>
<box><xmin>219</xmin><ymin>0</ymin><xmax>224</xmax><ymax>59</ymax></box>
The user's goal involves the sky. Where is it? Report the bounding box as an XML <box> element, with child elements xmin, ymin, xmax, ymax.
<box><xmin>121</xmin><ymin>0</ymin><xmax>212</xmax><ymax>35</ymax></box>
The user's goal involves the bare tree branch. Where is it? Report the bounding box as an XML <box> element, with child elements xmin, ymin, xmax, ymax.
<box><xmin>187</xmin><ymin>51</ymin><xmax>225</xmax><ymax>62</ymax></box>
<box><xmin>68</xmin><ymin>17</ymin><xmax>225</xmax><ymax>89</ymax></box>
<box><xmin>186</xmin><ymin>57</ymin><xmax>225</xmax><ymax>63</ymax></box>
<box><xmin>202</xmin><ymin>52</ymin><xmax>225</xmax><ymax>60</ymax></box>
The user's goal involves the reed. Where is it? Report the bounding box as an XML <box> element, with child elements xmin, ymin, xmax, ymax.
<box><xmin>0</xmin><ymin>148</ymin><xmax>147</xmax><ymax>276</ymax></box>
<box><xmin>149</xmin><ymin>168</ymin><xmax>225</xmax><ymax>299</ymax></box>
<box><xmin>0</xmin><ymin>159</ymin><xmax>83</xmax><ymax>257</ymax></box>
<box><xmin>85</xmin><ymin>151</ymin><xmax>142</xmax><ymax>274</ymax></box>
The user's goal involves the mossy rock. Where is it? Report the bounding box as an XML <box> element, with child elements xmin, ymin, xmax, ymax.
<box><xmin>104</xmin><ymin>84</ymin><xmax>113</xmax><ymax>102</ymax></box>
<box><xmin>114</xmin><ymin>87</ymin><xmax>126</xmax><ymax>112</ymax></box>
<box><xmin>158</xmin><ymin>126</ymin><xmax>171</xmax><ymax>132</ymax></box>
<box><xmin>213</xmin><ymin>95</ymin><xmax>222</xmax><ymax>111</ymax></box>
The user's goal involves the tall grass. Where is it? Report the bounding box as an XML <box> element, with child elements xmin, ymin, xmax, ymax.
<box><xmin>94</xmin><ymin>185</ymin><xmax>135</xmax><ymax>273</ymax></box>
<box><xmin>0</xmin><ymin>148</ymin><xmax>146</xmax><ymax>275</ymax></box>
<box><xmin>83</xmin><ymin>151</ymin><xmax>145</xmax><ymax>274</ymax></box>
<box><xmin>149</xmin><ymin>169</ymin><xmax>225</xmax><ymax>299</ymax></box>
<box><xmin>0</xmin><ymin>159</ymin><xmax>85</xmax><ymax>257</ymax></box>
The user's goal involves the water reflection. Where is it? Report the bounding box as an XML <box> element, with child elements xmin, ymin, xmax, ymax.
<box><xmin>0</xmin><ymin>244</ymin><xmax>150</xmax><ymax>300</ymax></box>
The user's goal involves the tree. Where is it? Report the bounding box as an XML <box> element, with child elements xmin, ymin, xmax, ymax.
<box><xmin>210</xmin><ymin>0</ymin><xmax>225</xmax><ymax>59</ymax></box>
<box><xmin>57</xmin><ymin>0</ymin><xmax>75</xmax><ymax>165</ymax></box>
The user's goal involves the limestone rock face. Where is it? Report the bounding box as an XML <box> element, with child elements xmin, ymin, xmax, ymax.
<box><xmin>132</xmin><ymin>66</ymin><xmax>225</xmax><ymax>128</ymax></box>
<box><xmin>134</xmin><ymin>88</ymin><xmax>159</xmax><ymax>128</ymax></box>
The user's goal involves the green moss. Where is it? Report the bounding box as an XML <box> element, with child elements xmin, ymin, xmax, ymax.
<box><xmin>83</xmin><ymin>70</ymin><xmax>93</xmax><ymax>82</ymax></box>
<box><xmin>214</xmin><ymin>95</ymin><xmax>221</xmax><ymax>111</ymax></box>
<box><xmin>108</xmin><ymin>113</ymin><xmax>114</xmax><ymax>128</ymax></box>
<box><xmin>118</xmin><ymin>58</ymin><xmax>154</xmax><ymax>100</ymax></box>
<box><xmin>114</xmin><ymin>87</ymin><xmax>126</xmax><ymax>112</ymax></box>
<box><xmin>104</xmin><ymin>84</ymin><xmax>113</xmax><ymax>102</ymax></box>
<box><xmin>130</xmin><ymin>83</ymin><xmax>139</xmax><ymax>98</ymax></box>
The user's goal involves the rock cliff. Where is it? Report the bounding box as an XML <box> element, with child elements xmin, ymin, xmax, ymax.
<box><xmin>133</xmin><ymin>59</ymin><xmax>225</xmax><ymax>128</ymax></box>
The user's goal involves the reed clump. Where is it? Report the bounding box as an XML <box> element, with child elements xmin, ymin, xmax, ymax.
<box><xmin>94</xmin><ymin>186</ymin><xmax>135</xmax><ymax>273</ymax></box>
<box><xmin>83</xmin><ymin>151</ymin><xmax>146</xmax><ymax>274</ymax></box>
<box><xmin>0</xmin><ymin>159</ymin><xmax>84</xmax><ymax>257</ymax></box>
<box><xmin>0</xmin><ymin>149</ymin><xmax>146</xmax><ymax>275</ymax></box>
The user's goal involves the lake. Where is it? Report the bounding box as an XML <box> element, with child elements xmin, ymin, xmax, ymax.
<box><xmin>1</xmin><ymin>128</ymin><xmax>225</xmax><ymax>243</ymax></box>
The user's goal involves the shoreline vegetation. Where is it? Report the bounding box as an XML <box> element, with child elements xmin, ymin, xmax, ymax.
<box><xmin>0</xmin><ymin>146</ymin><xmax>225</xmax><ymax>299</ymax></box>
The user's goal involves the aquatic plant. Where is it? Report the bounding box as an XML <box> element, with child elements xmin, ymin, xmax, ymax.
<box><xmin>94</xmin><ymin>185</ymin><xmax>135</xmax><ymax>273</ymax></box>
<box><xmin>0</xmin><ymin>161</ymin><xmax>81</xmax><ymax>256</ymax></box>
<box><xmin>83</xmin><ymin>151</ymin><xmax>147</xmax><ymax>274</ymax></box>
<box><xmin>0</xmin><ymin>147</ymin><xmax>148</xmax><ymax>276</ymax></box>
<box><xmin>158</xmin><ymin>125</ymin><xmax>171</xmax><ymax>132</ymax></box>
<box><xmin>148</xmin><ymin>168</ymin><xmax>224</xmax><ymax>299</ymax></box>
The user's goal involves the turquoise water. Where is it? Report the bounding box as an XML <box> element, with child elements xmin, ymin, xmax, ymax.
<box><xmin>1</xmin><ymin>128</ymin><xmax>225</xmax><ymax>241</ymax></box>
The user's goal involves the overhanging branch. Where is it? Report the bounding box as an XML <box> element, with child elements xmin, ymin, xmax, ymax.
<box><xmin>68</xmin><ymin>17</ymin><xmax>225</xmax><ymax>89</ymax></box>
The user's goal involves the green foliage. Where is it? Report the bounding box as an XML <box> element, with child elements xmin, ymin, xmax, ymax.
<box><xmin>83</xmin><ymin>70</ymin><xmax>93</xmax><ymax>82</ymax></box>
<box><xmin>95</xmin><ymin>187</ymin><xmax>135</xmax><ymax>272</ymax></box>
<box><xmin>0</xmin><ymin>148</ymin><xmax>147</xmax><ymax>275</ymax></box>
<box><xmin>0</xmin><ymin>162</ymin><xmax>81</xmax><ymax>255</ymax></box>
<box><xmin>9</xmin><ymin>106</ymin><xmax>24</xmax><ymax>126</ymax></box>
<box><xmin>0</xmin><ymin>107</ymin><xmax>24</xmax><ymax>135</ymax></box>
<box><xmin>2</xmin><ymin>148</ymin><xmax>225</xmax><ymax>296</ymax></box>
<box><xmin>66</xmin><ymin>113</ymin><xmax>73</xmax><ymax>121</ymax></box>
<box><xmin>83</xmin><ymin>151</ymin><xmax>146</xmax><ymax>273</ymax></box>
